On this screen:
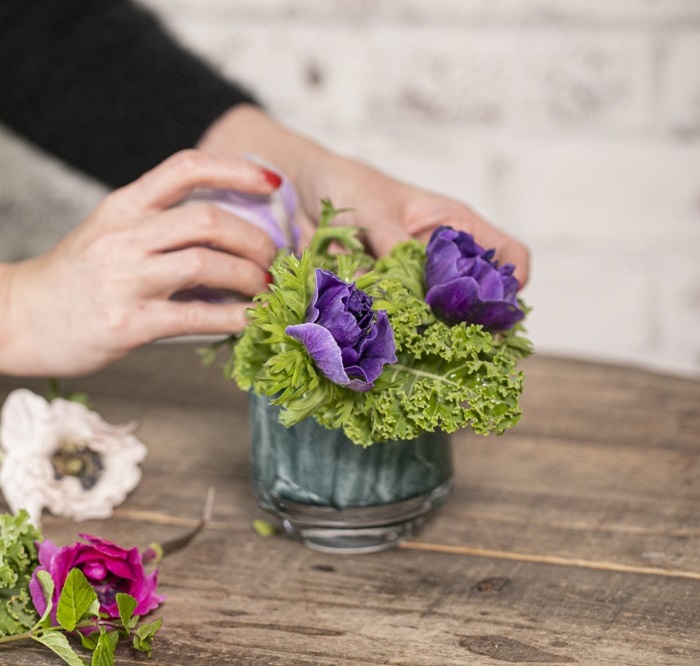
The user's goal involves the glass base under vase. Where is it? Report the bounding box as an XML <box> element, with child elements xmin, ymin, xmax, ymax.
<box><xmin>249</xmin><ymin>392</ymin><xmax>454</xmax><ymax>554</ymax></box>
<box><xmin>260</xmin><ymin>480</ymin><xmax>452</xmax><ymax>554</ymax></box>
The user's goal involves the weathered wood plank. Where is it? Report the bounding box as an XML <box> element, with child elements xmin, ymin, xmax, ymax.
<box><xmin>515</xmin><ymin>355</ymin><xmax>700</xmax><ymax>452</ymax></box>
<box><xmin>4</xmin><ymin>524</ymin><xmax>700</xmax><ymax>665</ymax></box>
<box><xmin>15</xmin><ymin>391</ymin><xmax>699</xmax><ymax>574</ymax></box>
<box><xmin>1</xmin><ymin>345</ymin><xmax>699</xmax><ymax>665</ymax></box>
<box><xmin>3</xmin><ymin>347</ymin><xmax>698</xmax><ymax>568</ymax></box>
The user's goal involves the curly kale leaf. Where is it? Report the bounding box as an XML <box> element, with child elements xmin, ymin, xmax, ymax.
<box><xmin>493</xmin><ymin>300</ymin><xmax>534</xmax><ymax>360</ymax></box>
<box><xmin>311</xmin><ymin>320</ymin><xmax>524</xmax><ymax>446</ymax></box>
<box><xmin>0</xmin><ymin>510</ymin><xmax>42</xmax><ymax>637</ymax></box>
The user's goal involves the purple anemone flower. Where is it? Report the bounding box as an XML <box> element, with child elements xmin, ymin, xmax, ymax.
<box><xmin>286</xmin><ymin>269</ymin><xmax>397</xmax><ymax>392</ymax></box>
<box><xmin>424</xmin><ymin>226</ymin><xmax>524</xmax><ymax>331</ymax></box>
<box><xmin>29</xmin><ymin>534</ymin><xmax>164</xmax><ymax>623</ymax></box>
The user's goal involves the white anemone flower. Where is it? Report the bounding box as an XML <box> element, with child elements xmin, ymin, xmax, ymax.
<box><xmin>0</xmin><ymin>389</ymin><xmax>147</xmax><ymax>525</ymax></box>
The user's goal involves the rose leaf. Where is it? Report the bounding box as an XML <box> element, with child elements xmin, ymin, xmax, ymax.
<box><xmin>56</xmin><ymin>569</ymin><xmax>98</xmax><ymax>631</ymax></box>
<box><xmin>132</xmin><ymin>617</ymin><xmax>163</xmax><ymax>657</ymax></box>
<box><xmin>32</xmin><ymin>631</ymin><xmax>87</xmax><ymax>666</ymax></box>
<box><xmin>91</xmin><ymin>629</ymin><xmax>119</xmax><ymax>666</ymax></box>
<box><xmin>116</xmin><ymin>593</ymin><xmax>138</xmax><ymax>630</ymax></box>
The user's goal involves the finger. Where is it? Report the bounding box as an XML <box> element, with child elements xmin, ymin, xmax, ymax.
<box><xmin>136</xmin><ymin>299</ymin><xmax>253</xmax><ymax>342</ymax></box>
<box><xmin>293</xmin><ymin>211</ymin><xmax>316</xmax><ymax>251</ymax></box>
<box><xmin>135</xmin><ymin>203</ymin><xmax>278</xmax><ymax>269</ymax></box>
<box><xmin>346</xmin><ymin>205</ymin><xmax>411</xmax><ymax>259</ymax></box>
<box><xmin>143</xmin><ymin>247</ymin><xmax>269</xmax><ymax>298</ymax></box>
<box><xmin>364</xmin><ymin>224</ymin><xmax>411</xmax><ymax>259</ymax></box>
<box><xmin>498</xmin><ymin>239</ymin><xmax>530</xmax><ymax>288</ymax></box>
<box><xmin>116</xmin><ymin>150</ymin><xmax>281</xmax><ymax>212</ymax></box>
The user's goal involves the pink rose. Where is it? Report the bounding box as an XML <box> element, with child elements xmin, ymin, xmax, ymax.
<box><xmin>29</xmin><ymin>534</ymin><xmax>164</xmax><ymax>622</ymax></box>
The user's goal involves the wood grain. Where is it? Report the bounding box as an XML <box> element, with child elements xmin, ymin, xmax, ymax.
<box><xmin>1</xmin><ymin>344</ymin><xmax>699</xmax><ymax>665</ymax></box>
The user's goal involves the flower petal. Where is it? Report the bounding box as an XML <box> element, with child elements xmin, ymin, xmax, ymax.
<box><xmin>286</xmin><ymin>323</ymin><xmax>351</xmax><ymax>386</ymax></box>
<box><xmin>286</xmin><ymin>323</ymin><xmax>377</xmax><ymax>391</ymax></box>
<box><xmin>312</xmin><ymin>271</ymin><xmax>363</xmax><ymax>348</ymax></box>
<box><xmin>37</xmin><ymin>539</ymin><xmax>60</xmax><ymax>569</ymax></box>
<box><xmin>349</xmin><ymin>311</ymin><xmax>398</xmax><ymax>384</ymax></box>
<box><xmin>463</xmin><ymin>300</ymin><xmax>525</xmax><ymax>331</ymax></box>
<box><xmin>0</xmin><ymin>389</ymin><xmax>53</xmax><ymax>453</ymax></box>
<box><xmin>424</xmin><ymin>233</ymin><xmax>465</xmax><ymax>289</ymax></box>
<box><xmin>426</xmin><ymin>278</ymin><xmax>524</xmax><ymax>330</ymax></box>
<box><xmin>425</xmin><ymin>277</ymin><xmax>482</xmax><ymax>325</ymax></box>
<box><xmin>187</xmin><ymin>177</ymin><xmax>299</xmax><ymax>250</ymax></box>
<box><xmin>29</xmin><ymin>567</ymin><xmax>49</xmax><ymax>617</ymax></box>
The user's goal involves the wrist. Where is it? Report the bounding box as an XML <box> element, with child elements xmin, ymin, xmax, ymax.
<box><xmin>196</xmin><ymin>104</ymin><xmax>331</xmax><ymax>183</ymax></box>
<box><xmin>195</xmin><ymin>104</ymin><xmax>405</xmax><ymax>226</ymax></box>
<box><xmin>0</xmin><ymin>262</ymin><xmax>21</xmax><ymax>374</ymax></box>
<box><xmin>0</xmin><ymin>260</ymin><xmax>38</xmax><ymax>376</ymax></box>
<box><xmin>196</xmin><ymin>105</ymin><xmax>343</xmax><ymax>215</ymax></box>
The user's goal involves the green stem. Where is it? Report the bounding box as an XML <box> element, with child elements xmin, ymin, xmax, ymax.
<box><xmin>47</xmin><ymin>377</ymin><xmax>61</xmax><ymax>400</ymax></box>
<box><xmin>0</xmin><ymin>618</ymin><xmax>125</xmax><ymax>647</ymax></box>
<box><xmin>0</xmin><ymin>629</ymin><xmax>35</xmax><ymax>645</ymax></box>
<box><xmin>391</xmin><ymin>363</ymin><xmax>459</xmax><ymax>387</ymax></box>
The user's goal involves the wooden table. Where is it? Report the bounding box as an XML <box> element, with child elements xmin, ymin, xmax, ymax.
<box><xmin>1</xmin><ymin>345</ymin><xmax>699</xmax><ymax>665</ymax></box>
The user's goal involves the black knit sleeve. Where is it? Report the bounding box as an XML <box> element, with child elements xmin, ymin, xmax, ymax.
<box><xmin>0</xmin><ymin>0</ymin><xmax>258</xmax><ymax>188</ymax></box>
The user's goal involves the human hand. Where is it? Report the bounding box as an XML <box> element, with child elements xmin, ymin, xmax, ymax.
<box><xmin>297</xmin><ymin>156</ymin><xmax>530</xmax><ymax>288</ymax></box>
<box><xmin>0</xmin><ymin>150</ymin><xmax>280</xmax><ymax>376</ymax></box>
<box><xmin>197</xmin><ymin>106</ymin><xmax>529</xmax><ymax>287</ymax></box>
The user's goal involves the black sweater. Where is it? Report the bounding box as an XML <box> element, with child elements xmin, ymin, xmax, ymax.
<box><xmin>0</xmin><ymin>0</ymin><xmax>257</xmax><ymax>188</ymax></box>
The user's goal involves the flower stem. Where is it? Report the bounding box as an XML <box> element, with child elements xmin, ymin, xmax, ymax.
<box><xmin>0</xmin><ymin>617</ymin><xmax>125</xmax><ymax>647</ymax></box>
<box><xmin>391</xmin><ymin>363</ymin><xmax>459</xmax><ymax>387</ymax></box>
<box><xmin>0</xmin><ymin>629</ymin><xmax>37</xmax><ymax>645</ymax></box>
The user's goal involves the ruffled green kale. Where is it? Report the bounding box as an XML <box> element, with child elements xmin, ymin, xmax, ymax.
<box><xmin>0</xmin><ymin>511</ymin><xmax>42</xmax><ymax>637</ymax></box>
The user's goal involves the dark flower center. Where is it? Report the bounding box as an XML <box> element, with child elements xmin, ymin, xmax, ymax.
<box><xmin>90</xmin><ymin>573</ymin><xmax>131</xmax><ymax>608</ymax></box>
<box><xmin>347</xmin><ymin>288</ymin><xmax>374</xmax><ymax>333</ymax></box>
<box><xmin>51</xmin><ymin>441</ymin><xmax>104</xmax><ymax>491</ymax></box>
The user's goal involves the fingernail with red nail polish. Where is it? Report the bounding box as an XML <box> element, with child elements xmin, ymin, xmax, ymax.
<box><xmin>265</xmin><ymin>271</ymin><xmax>274</xmax><ymax>285</ymax></box>
<box><xmin>261</xmin><ymin>169</ymin><xmax>282</xmax><ymax>189</ymax></box>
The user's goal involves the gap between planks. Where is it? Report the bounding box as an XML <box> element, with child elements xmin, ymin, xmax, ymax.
<box><xmin>400</xmin><ymin>540</ymin><xmax>700</xmax><ymax>581</ymax></box>
<box><xmin>116</xmin><ymin>508</ymin><xmax>700</xmax><ymax>582</ymax></box>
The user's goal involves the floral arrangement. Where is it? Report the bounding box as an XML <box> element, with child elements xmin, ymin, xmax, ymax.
<box><xmin>220</xmin><ymin>201</ymin><xmax>532</xmax><ymax>446</ymax></box>
<box><xmin>0</xmin><ymin>510</ymin><xmax>163</xmax><ymax>665</ymax></box>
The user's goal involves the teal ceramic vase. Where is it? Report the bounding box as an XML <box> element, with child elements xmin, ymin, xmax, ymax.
<box><xmin>249</xmin><ymin>391</ymin><xmax>453</xmax><ymax>553</ymax></box>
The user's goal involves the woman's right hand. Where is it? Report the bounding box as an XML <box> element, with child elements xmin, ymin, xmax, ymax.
<box><xmin>0</xmin><ymin>150</ymin><xmax>280</xmax><ymax>376</ymax></box>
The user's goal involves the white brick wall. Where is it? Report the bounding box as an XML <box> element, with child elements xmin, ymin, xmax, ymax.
<box><xmin>1</xmin><ymin>0</ymin><xmax>699</xmax><ymax>376</ymax></box>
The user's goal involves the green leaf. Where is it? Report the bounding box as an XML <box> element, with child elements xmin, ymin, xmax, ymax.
<box><xmin>252</xmin><ymin>519</ymin><xmax>277</xmax><ymax>537</ymax></box>
<box><xmin>66</xmin><ymin>392</ymin><xmax>90</xmax><ymax>406</ymax></box>
<box><xmin>86</xmin><ymin>597</ymin><xmax>101</xmax><ymax>620</ymax></box>
<box><xmin>33</xmin><ymin>631</ymin><xmax>87</xmax><ymax>666</ymax></box>
<box><xmin>46</xmin><ymin>379</ymin><xmax>91</xmax><ymax>407</ymax></box>
<box><xmin>47</xmin><ymin>377</ymin><xmax>62</xmax><ymax>401</ymax></box>
<box><xmin>115</xmin><ymin>593</ymin><xmax>137</xmax><ymax>631</ymax></box>
<box><xmin>56</xmin><ymin>569</ymin><xmax>99</xmax><ymax>632</ymax></box>
<box><xmin>132</xmin><ymin>617</ymin><xmax>163</xmax><ymax>658</ymax></box>
<box><xmin>91</xmin><ymin>630</ymin><xmax>118</xmax><ymax>666</ymax></box>
<box><xmin>79</xmin><ymin>631</ymin><xmax>99</xmax><ymax>651</ymax></box>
